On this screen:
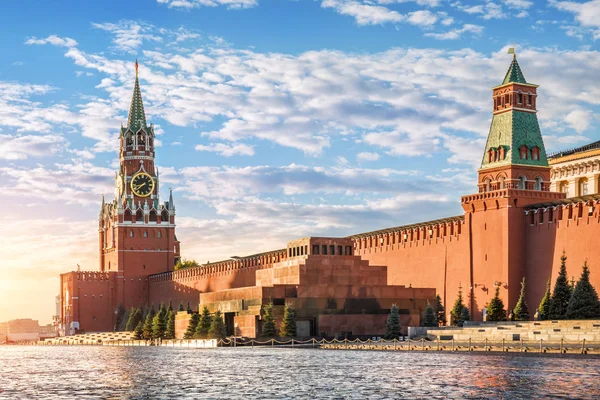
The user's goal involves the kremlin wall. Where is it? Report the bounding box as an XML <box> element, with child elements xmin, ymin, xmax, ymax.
<box><xmin>59</xmin><ymin>56</ymin><xmax>600</xmax><ymax>338</ymax></box>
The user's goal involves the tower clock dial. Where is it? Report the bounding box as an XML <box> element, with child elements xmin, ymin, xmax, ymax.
<box><xmin>131</xmin><ymin>172</ymin><xmax>155</xmax><ymax>197</ymax></box>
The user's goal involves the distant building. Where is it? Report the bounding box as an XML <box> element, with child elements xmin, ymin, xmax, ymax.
<box><xmin>0</xmin><ymin>319</ymin><xmax>57</xmax><ymax>342</ymax></box>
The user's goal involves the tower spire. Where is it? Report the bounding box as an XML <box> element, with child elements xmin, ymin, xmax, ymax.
<box><xmin>127</xmin><ymin>59</ymin><xmax>147</xmax><ymax>132</ymax></box>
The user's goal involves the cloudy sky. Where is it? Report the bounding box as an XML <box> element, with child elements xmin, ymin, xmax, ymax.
<box><xmin>1</xmin><ymin>0</ymin><xmax>600</xmax><ymax>323</ymax></box>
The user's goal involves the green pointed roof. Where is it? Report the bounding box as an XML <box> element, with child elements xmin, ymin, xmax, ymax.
<box><xmin>502</xmin><ymin>55</ymin><xmax>527</xmax><ymax>85</ymax></box>
<box><xmin>126</xmin><ymin>60</ymin><xmax>148</xmax><ymax>133</ymax></box>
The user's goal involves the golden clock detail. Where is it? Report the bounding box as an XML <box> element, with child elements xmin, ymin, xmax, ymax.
<box><xmin>130</xmin><ymin>172</ymin><xmax>155</xmax><ymax>197</ymax></box>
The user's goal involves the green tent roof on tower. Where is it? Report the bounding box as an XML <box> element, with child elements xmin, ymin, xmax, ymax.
<box><xmin>126</xmin><ymin>59</ymin><xmax>148</xmax><ymax>133</ymax></box>
<box><xmin>502</xmin><ymin>55</ymin><xmax>527</xmax><ymax>85</ymax></box>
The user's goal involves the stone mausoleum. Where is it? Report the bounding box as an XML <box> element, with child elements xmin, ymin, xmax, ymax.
<box><xmin>60</xmin><ymin>55</ymin><xmax>600</xmax><ymax>338</ymax></box>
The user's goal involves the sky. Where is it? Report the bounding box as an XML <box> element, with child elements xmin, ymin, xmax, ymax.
<box><xmin>1</xmin><ymin>0</ymin><xmax>600</xmax><ymax>324</ymax></box>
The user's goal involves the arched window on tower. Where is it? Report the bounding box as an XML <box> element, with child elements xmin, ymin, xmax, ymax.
<box><xmin>488</xmin><ymin>148</ymin><xmax>496</xmax><ymax>163</ymax></box>
<box><xmin>520</xmin><ymin>145</ymin><xmax>529</xmax><ymax>160</ymax></box>
<box><xmin>498</xmin><ymin>175</ymin><xmax>506</xmax><ymax>189</ymax></box>
<box><xmin>161</xmin><ymin>210</ymin><xmax>169</xmax><ymax>224</ymax></box>
<box><xmin>531</xmin><ymin>146</ymin><xmax>540</xmax><ymax>161</ymax></box>
<box><xmin>518</xmin><ymin>175</ymin><xmax>527</xmax><ymax>190</ymax></box>
<box><xmin>534</xmin><ymin>177</ymin><xmax>543</xmax><ymax>191</ymax></box>
<box><xmin>483</xmin><ymin>178</ymin><xmax>492</xmax><ymax>192</ymax></box>
<box><xmin>149</xmin><ymin>209</ymin><xmax>157</xmax><ymax>223</ymax></box>
<box><xmin>157</xmin><ymin>230</ymin><xmax>162</xmax><ymax>239</ymax></box>
<box><xmin>136</xmin><ymin>209</ymin><xmax>144</xmax><ymax>223</ymax></box>
<box><xmin>579</xmin><ymin>178</ymin><xmax>589</xmax><ymax>196</ymax></box>
<box><xmin>124</xmin><ymin>209</ymin><xmax>132</xmax><ymax>222</ymax></box>
<box><xmin>498</xmin><ymin>146</ymin><xmax>505</xmax><ymax>161</ymax></box>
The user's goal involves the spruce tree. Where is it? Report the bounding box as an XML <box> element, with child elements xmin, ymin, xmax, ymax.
<box><xmin>421</xmin><ymin>303</ymin><xmax>437</xmax><ymax>327</ymax></box>
<box><xmin>179</xmin><ymin>301</ymin><xmax>185</xmax><ymax>312</ymax></box>
<box><xmin>142</xmin><ymin>312</ymin><xmax>153</xmax><ymax>340</ymax></box>
<box><xmin>165</xmin><ymin>310</ymin><xmax>175</xmax><ymax>339</ymax></box>
<box><xmin>168</xmin><ymin>301</ymin><xmax>173</xmax><ymax>313</ymax></box>
<box><xmin>537</xmin><ymin>280</ymin><xmax>551</xmax><ymax>320</ymax></box>
<box><xmin>208</xmin><ymin>310</ymin><xmax>227</xmax><ymax>339</ymax></box>
<box><xmin>548</xmin><ymin>252</ymin><xmax>571</xmax><ymax>320</ymax></box>
<box><xmin>434</xmin><ymin>294</ymin><xmax>446</xmax><ymax>326</ymax></box>
<box><xmin>125</xmin><ymin>307</ymin><xmax>137</xmax><ymax>331</ymax></box>
<box><xmin>513</xmin><ymin>277</ymin><xmax>529</xmax><ymax>321</ymax></box>
<box><xmin>152</xmin><ymin>309</ymin><xmax>167</xmax><ymax>339</ymax></box>
<box><xmin>460</xmin><ymin>307</ymin><xmax>470</xmax><ymax>325</ymax></box>
<box><xmin>261</xmin><ymin>303</ymin><xmax>276</xmax><ymax>338</ymax></box>
<box><xmin>195</xmin><ymin>306</ymin><xmax>212</xmax><ymax>339</ymax></box>
<box><xmin>385</xmin><ymin>304</ymin><xmax>402</xmax><ymax>339</ymax></box>
<box><xmin>187</xmin><ymin>302</ymin><xmax>193</xmax><ymax>314</ymax></box>
<box><xmin>487</xmin><ymin>286</ymin><xmax>507</xmax><ymax>321</ymax></box>
<box><xmin>280</xmin><ymin>303</ymin><xmax>297</xmax><ymax>337</ymax></box>
<box><xmin>184</xmin><ymin>313</ymin><xmax>200</xmax><ymax>339</ymax></box>
<box><xmin>450</xmin><ymin>286</ymin><xmax>466</xmax><ymax>326</ymax></box>
<box><xmin>566</xmin><ymin>262</ymin><xmax>600</xmax><ymax>319</ymax></box>
<box><xmin>134</xmin><ymin>321</ymin><xmax>143</xmax><ymax>340</ymax></box>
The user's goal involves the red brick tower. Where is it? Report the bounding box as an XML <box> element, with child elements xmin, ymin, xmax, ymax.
<box><xmin>98</xmin><ymin>60</ymin><xmax>181</xmax><ymax>308</ymax></box>
<box><xmin>461</xmin><ymin>53</ymin><xmax>565</xmax><ymax>319</ymax></box>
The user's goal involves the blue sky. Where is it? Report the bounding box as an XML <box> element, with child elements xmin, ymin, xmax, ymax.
<box><xmin>1</xmin><ymin>0</ymin><xmax>600</xmax><ymax>322</ymax></box>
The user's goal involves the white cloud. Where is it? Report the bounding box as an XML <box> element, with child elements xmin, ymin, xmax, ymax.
<box><xmin>357</xmin><ymin>151</ymin><xmax>380</xmax><ymax>161</ymax></box>
<box><xmin>195</xmin><ymin>142</ymin><xmax>255</xmax><ymax>156</ymax></box>
<box><xmin>25</xmin><ymin>35</ymin><xmax>77</xmax><ymax>48</ymax></box>
<box><xmin>407</xmin><ymin>10</ymin><xmax>438</xmax><ymax>26</ymax></box>
<box><xmin>321</xmin><ymin>0</ymin><xmax>405</xmax><ymax>25</ymax></box>
<box><xmin>0</xmin><ymin>134</ymin><xmax>65</xmax><ymax>160</ymax></box>
<box><xmin>92</xmin><ymin>21</ymin><xmax>162</xmax><ymax>53</ymax></box>
<box><xmin>552</xmin><ymin>0</ymin><xmax>600</xmax><ymax>39</ymax></box>
<box><xmin>564</xmin><ymin>108</ymin><xmax>592</xmax><ymax>133</ymax></box>
<box><xmin>425</xmin><ymin>23</ymin><xmax>484</xmax><ymax>39</ymax></box>
<box><xmin>157</xmin><ymin>0</ymin><xmax>258</xmax><ymax>9</ymax></box>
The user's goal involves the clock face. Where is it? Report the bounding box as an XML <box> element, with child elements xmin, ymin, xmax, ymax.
<box><xmin>130</xmin><ymin>172</ymin><xmax>155</xmax><ymax>197</ymax></box>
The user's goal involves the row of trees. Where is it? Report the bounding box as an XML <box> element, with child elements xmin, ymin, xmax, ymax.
<box><xmin>260</xmin><ymin>303</ymin><xmax>297</xmax><ymax>338</ymax></box>
<box><xmin>183</xmin><ymin>307</ymin><xmax>227</xmax><ymax>339</ymax></box>
<box><xmin>538</xmin><ymin>253</ymin><xmax>600</xmax><ymax>320</ymax></box>
<box><xmin>443</xmin><ymin>252</ymin><xmax>600</xmax><ymax>325</ymax></box>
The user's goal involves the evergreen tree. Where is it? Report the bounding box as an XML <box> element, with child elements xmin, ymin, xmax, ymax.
<box><xmin>134</xmin><ymin>321</ymin><xmax>143</xmax><ymax>340</ymax></box>
<box><xmin>434</xmin><ymin>294</ymin><xmax>446</xmax><ymax>326</ymax></box>
<box><xmin>152</xmin><ymin>308</ymin><xmax>167</xmax><ymax>339</ymax></box>
<box><xmin>187</xmin><ymin>302</ymin><xmax>193</xmax><ymax>314</ymax></box>
<box><xmin>421</xmin><ymin>303</ymin><xmax>437</xmax><ymax>327</ymax></box>
<box><xmin>124</xmin><ymin>307</ymin><xmax>137</xmax><ymax>331</ymax></box>
<box><xmin>261</xmin><ymin>302</ymin><xmax>277</xmax><ymax>338</ymax></box>
<box><xmin>487</xmin><ymin>286</ymin><xmax>507</xmax><ymax>321</ymax></box>
<box><xmin>548</xmin><ymin>252</ymin><xmax>572</xmax><ymax>320</ymax></box>
<box><xmin>142</xmin><ymin>312</ymin><xmax>153</xmax><ymax>340</ymax></box>
<box><xmin>513</xmin><ymin>277</ymin><xmax>529</xmax><ymax>321</ymax></box>
<box><xmin>179</xmin><ymin>301</ymin><xmax>185</xmax><ymax>312</ymax></box>
<box><xmin>194</xmin><ymin>306</ymin><xmax>212</xmax><ymax>339</ymax></box>
<box><xmin>168</xmin><ymin>301</ymin><xmax>173</xmax><ymax>313</ymax></box>
<box><xmin>537</xmin><ymin>280</ymin><xmax>551</xmax><ymax>321</ymax></box>
<box><xmin>184</xmin><ymin>313</ymin><xmax>200</xmax><ymax>339</ymax></box>
<box><xmin>165</xmin><ymin>310</ymin><xmax>175</xmax><ymax>339</ymax></box>
<box><xmin>280</xmin><ymin>303</ymin><xmax>297</xmax><ymax>337</ymax></box>
<box><xmin>208</xmin><ymin>310</ymin><xmax>227</xmax><ymax>339</ymax></box>
<box><xmin>460</xmin><ymin>307</ymin><xmax>470</xmax><ymax>325</ymax></box>
<box><xmin>450</xmin><ymin>286</ymin><xmax>466</xmax><ymax>326</ymax></box>
<box><xmin>385</xmin><ymin>304</ymin><xmax>402</xmax><ymax>339</ymax></box>
<box><xmin>566</xmin><ymin>262</ymin><xmax>600</xmax><ymax>319</ymax></box>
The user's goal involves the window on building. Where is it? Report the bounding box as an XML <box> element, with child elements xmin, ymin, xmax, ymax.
<box><xmin>517</xmin><ymin>92</ymin><xmax>522</xmax><ymax>104</ymax></box>
<box><xmin>157</xmin><ymin>230</ymin><xmax>162</xmax><ymax>239</ymax></box>
<box><xmin>518</xmin><ymin>176</ymin><xmax>527</xmax><ymax>190</ymax></box>
<box><xmin>322</xmin><ymin>245</ymin><xmax>327</xmax><ymax>255</ymax></box>
<box><xmin>534</xmin><ymin>177</ymin><xmax>543</xmax><ymax>191</ymax></box>
<box><xmin>527</xmin><ymin>94</ymin><xmax>532</xmax><ymax>105</ymax></box>
<box><xmin>143</xmin><ymin>231</ymin><xmax>148</xmax><ymax>238</ymax></box>
<box><xmin>129</xmin><ymin>230</ymin><xmax>134</xmax><ymax>238</ymax></box>
<box><xmin>329</xmin><ymin>245</ymin><xmax>335</xmax><ymax>255</ymax></box>
<box><xmin>580</xmin><ymin>178</ymin><xmax>589</xmax><ymax>196</ymax></box>
<box><xmin>520</xmin><ymin>145</ymin><xmax>528</xmax><ymax>160</ymax></box>
<box><xmin>312</xmin><ymin>245</ymin><xmax>320</xmax><ymax>255</ymax></box>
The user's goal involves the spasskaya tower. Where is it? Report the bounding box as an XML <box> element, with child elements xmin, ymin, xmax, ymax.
<box><xmin>98</xmin><ymin>60</ymin><xmax>180</xmax><ymax>307</ymax></box>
